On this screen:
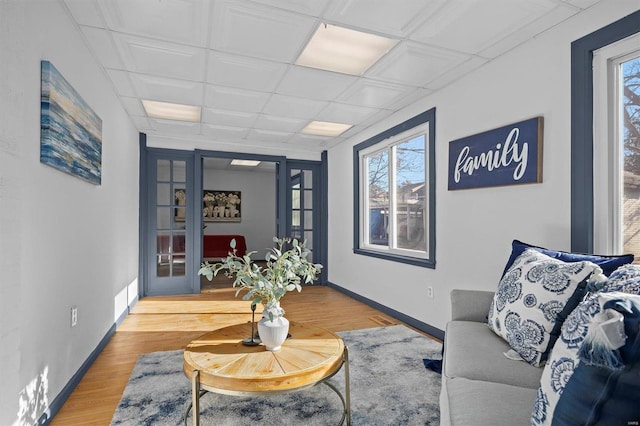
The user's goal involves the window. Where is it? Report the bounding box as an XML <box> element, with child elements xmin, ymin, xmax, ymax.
<box><xmin>592</xmin><ymin>33</ymin><xmax>640</xmax><ymax>256</ymax></box>
<box><xmin>353</xmin><ymin>108</ymin><xmax>435</xmax><ymax>267</ymax></box>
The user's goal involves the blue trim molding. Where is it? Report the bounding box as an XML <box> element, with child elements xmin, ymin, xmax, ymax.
<box><xmin>571</xmin><ymin>10</ymin><xmax>640</xmax><ymax>253</ymax></box>
<box><xmin>327</xmin><ymin>281</ymin><xmax>445</xmax><ymax>341</ymax></box>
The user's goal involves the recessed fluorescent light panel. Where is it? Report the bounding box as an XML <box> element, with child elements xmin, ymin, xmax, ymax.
<box><xmin>230</xmin><ymin>159</ymin><xmax>261</xmax><ymax>167</ymax></box>
<box><xmin>296</xmin><ymin>24</ymin><xmax>397</xmax><ymax>76</ymax></box>
<box><xmin>301</xmin><ymin>121</ymin><xmax>353</xmax><ymax>137</ymax></box>
<box><xmin>142</xmin><ymin>100</ymin><xmax>201</xmax><ymax>122</ymax></box>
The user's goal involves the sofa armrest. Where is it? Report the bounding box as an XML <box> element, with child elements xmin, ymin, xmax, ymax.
<box><xmin>450</xmin><ymin>289</ymin><xmax>495</xmax><ymax>322</ymax></box>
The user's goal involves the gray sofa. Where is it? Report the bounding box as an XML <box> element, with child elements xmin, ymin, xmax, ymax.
<box><xmin>439</xmin><ymin>289</ymin><xmax>542</xmax><ymax>426</ymax></box>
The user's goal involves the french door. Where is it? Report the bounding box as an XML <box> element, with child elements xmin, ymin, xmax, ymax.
<box><xmin>145</xmin><ymin>151</ymin><xmax>195</xmax><ymax>295</ymax></box>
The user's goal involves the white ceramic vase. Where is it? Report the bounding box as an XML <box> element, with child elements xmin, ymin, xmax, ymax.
<box><xmin>258</xmin><ymin>314</ymin><xmax>290</xmax><ymax>351</ymax></box>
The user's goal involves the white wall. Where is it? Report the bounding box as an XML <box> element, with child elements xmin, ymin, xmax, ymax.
<box><xmin>203</xmin><ymin>167</ymin><xmax>277</xmax><ymax>254</ymax></box>
<box><xmin>0</xmin><ymin>2</ymin><xmax>139</xmax><ymax>425</ymax></box>
<box><xmin>326</xmin><ymin>0</ymin><xmax>640</xmax><ymax>332</ymax></box>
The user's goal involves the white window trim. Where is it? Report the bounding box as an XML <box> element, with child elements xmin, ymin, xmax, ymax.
<box><xmin>593</xmin><ymin>32</ymin><xmax>640</xmax><ymax>254</ymax></box>
<box><xmin>359</xmin><ymin>124</ymin><xmax>429</xmax><ymax>259</ymax></box>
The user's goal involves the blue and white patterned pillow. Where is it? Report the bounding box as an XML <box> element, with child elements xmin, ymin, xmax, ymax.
<box><xmin>488</xmin><ymin>249</ymin><xmax>599</xmax><ymax>367</ymax></box>
<box><xmin>603</xmin><ymin>264</ymin><xmax>640</xmax><ymax>294</ymax></box>
<box><xmin>531</xmin><ymin>292</ymin><xmax>640</xmax><ymax>425</ymax></box>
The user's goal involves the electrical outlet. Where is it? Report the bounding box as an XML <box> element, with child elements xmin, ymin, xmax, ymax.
<box><xmin>427</xmin><ymin>286</ymin><xmax>434</xmax><ymax>299</ymax></box>
<box><xmin>71</xmin><ymin>306</ymin><xmax>78</xmax><ymax>327</ymax></box>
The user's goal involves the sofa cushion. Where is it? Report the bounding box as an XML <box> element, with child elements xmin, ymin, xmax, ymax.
<box><xmin>501</xmin><ymin>239</ymin><xmax>633</xmax><ymax>278</ymax></box>
<box><xmin>488</xmin><ymin>249</ymin><xmax>598</xmax><ymax>366</ymax></box>
<box><xmin>444</xmin><ymin>321</ymin><xmax>543</xmax><ymax>389</ymax></box>
<box><xmin>531</xmin><ymin>292</ymin><xmax>640</xmax><ymax>426</ymax></box>
<box><xmin>603</xmin><ymin>264</ymin><xmax>640</xmax><ymax>294</ymax></box>
<box><xmin>443</xmin><ymin>377</ymin><xmax>538</xmax><ymax>426</ymax></box>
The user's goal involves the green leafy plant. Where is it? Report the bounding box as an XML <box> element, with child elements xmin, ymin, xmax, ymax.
<box><xmin>198</xmin><ymin>237</ymin><xmax>323</xmax><ymax>320</ymax></box>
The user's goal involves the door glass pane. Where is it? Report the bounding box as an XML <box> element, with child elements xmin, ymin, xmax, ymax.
<box><xmin>367</xmin><ymin>151</ymin><xmax>389</xmax><ymax>246</ymax></box>
<box><xmin>303</xmin><ymin>170</ymin><xmax>313</xmax><ymax>188</ymax></box>
<box><xmin>292</xmin><ymin>189</ymin><xmax>300</xmax><ymax>209</ymax></box>
<box><xmin>172</xmin><ymin>256</ymin><xmax>186</xmax><ymax>276</ymax></box>
<box><xmin>292</xmin><ymin>211</ymin><xmax>300</xmax><ymax>228</ymax></box>
<box><xmin>304</xmin><ymin>189</ymin><xmax>313</xmax><ymax>209</ymax></box>
<box><xmin>395</xmin><ymin>135</ymin><xmax>426</xmax><ymax>251</ymax></box>
<box><xmin>622</xmin><ymin>54</ymin><xmax>640</xmax><ymax>259</ymax></box>
<box><xmin>173</xmin><ymin>161</ymin><xmax>186</xmax><ymax>182</ymax></box>
<box><xmin>157</xmin><ymin>207</ymin><xmax>171</xmax><ymax>230</ymax></box>
<box><xmin>157</xmin><ymin>183</ymin><xmax>171</xmax><ymax>205</ymax></box>
<box><xmin>174</xmin><ymin>186</ymin><xmax>186</xmax><ymax>223</ymax></box>
<box><xmin>157</xmin><ymin>160</ymin><xmax>170</xmax><ymax>181</ymax></box>
<box><xmin>304</xmin><ymin>211</ymin><xmax>313</xmax><ymax>227</ymax></box>
<box><xmin>304</xmin><ymin>231</ymin><xmax>313</xmax><ymax>248</ymax></box>
<box><xmin>172</xmin><ymin>231</ymin><xmax>186</xmax><ymax>254</ymax></box>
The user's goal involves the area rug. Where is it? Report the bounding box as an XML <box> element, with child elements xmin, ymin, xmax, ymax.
<box><xmin>111</xmin><ymin>325</ymin><xmax>442</xmax><ymax>425</ymax></box>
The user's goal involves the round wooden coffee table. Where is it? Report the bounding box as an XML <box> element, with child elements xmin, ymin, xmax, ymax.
<box><xmin>183</xmin><ymin>321</ymin><xmax>350</xmax><ymax>425</ymax></box>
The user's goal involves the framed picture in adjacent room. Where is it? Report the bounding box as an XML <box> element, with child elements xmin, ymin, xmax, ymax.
<box><xmin>203</xmin><ymin>190</ymin><xmax>241</xmax><ymax>222</ymax></box>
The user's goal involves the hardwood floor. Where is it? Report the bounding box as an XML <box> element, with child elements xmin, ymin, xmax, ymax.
<box><xmin>50</xmin><ymin>284</ymin><xmax>435</xmax><ymax>425</ymax></box>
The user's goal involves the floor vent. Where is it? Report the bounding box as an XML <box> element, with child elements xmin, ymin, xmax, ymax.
<box><xmin>370</xmin><ymin>315</ymin><xmax>396</xmax><ymax>326</ymax></box>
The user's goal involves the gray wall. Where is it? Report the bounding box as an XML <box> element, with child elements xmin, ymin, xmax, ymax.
<box><xmin>0</xmin><ymin>2</ymin><xmax>139</xmax><ymax>424</ymax></box>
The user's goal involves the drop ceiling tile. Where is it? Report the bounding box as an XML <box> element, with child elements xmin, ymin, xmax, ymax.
<box><xmin>112</xmin><ymin>33</ymin><xmax>206</xmax><ymax>81</ymax></box>
<box><xmin>202</xmin><ymin>124</ymin><xmax>249</xmax><ymax>140</ymax></box>
<box><xmin>64</xmin><ymin>0</ymin><xmax>106</xmax><ymax>27</ymax></box>
<box><xmin>316</xmin><ymin>102</ymin><xmax>380</xmax><ymax>125</ymax></box>
<box><xmin>80</xmin><ymin>27</ymin><xmax>123</xmax><ymax>69</ymax></box>
<box><xmin>424</xmin><ymin>56</ymin><xmax>488</xmax><ymax>90</ymax></box>
<box><xmin>262</xmin><ymin>94</ymin><xmax>328</xmax><ymax>119</ymax></box>
<box><xmin>207</xmin><ymin>52</ymin><xmax>288</xmax><ymax>92</ymax></box>
<box><xmin>98</xmin><ymin>0</ymin><xmax>209</xmax><ymax>46</ymax></box>
<box><xmin>386</xmin><ymin>87</ymin><xmax>433</xmax><ymax>112</ymax></box>
<box><xmin>248</xmin><ymin>0</ymin><xmax>331</xmax><ymax>16</ymax></box>
<box><xmin>150</xmin><ymin>119</ymin><xmax>201</xmax><ymax>135</ymax></box>
<box><xmin>204</xmin><ymin>85</ymin><xmax>271</xmax><ymax>113</ymax></box>
<box><xmin>410</xmin><ymin>0</ymin><xmax>558</xmax><ymax>56</ymax></box>
<box><xmin>324</xmin><ymin>0</ymin><xmax>441</xmax><ymax>37</ymax></box>
<box><xmin>338</xmin><ymin>79</ymin><xmax>413</xmax><ymax>109</ymax></box>
<box><xmin>209</xmin><ymin>0</ymin><xmax>316</xmax><ymax>62</ymax></box>
<box><xmin>479</xmin><ymin>5</ymin><xmax>578</xmax><ymax>58</ymax></box>
<box><xmin>287</xmin><ymin>133</ymin><xmax>329</xmax><ymax>145</ymax></box>
<box><xmin>276</xmin><ymin>66</ymin><xmax>357</xmax><ymax>101</ymax></box>
<box><xmin>561</xmin><ymin>0</ymin><xmax>600</xmax><ymax>9</ymax></box>
<box><xmin>106</xmin><ymin>69</ymin><xmax>137</xmax><ymax>97</ymax></box>
<box><xmin>131</xmin><ymin>116</ymin><xmax>152</xmax><ymax>130</ymax></box>
<box><xmin>202</xmin><ymin>108</ymin><xmax>257</xmax><ymax>128</ymax></box>
<box><xmin>120</xmin><ymin>97</ymin><xmax>146</xmax><ymax>116</ymax></box>
<box><xmin>254</xmin><ymin>115</ymin><xmax>306</xmax><ymax>132</ymax></box>
<box><xmin>247</xmin><ymin>129</ymin><xmax>292</xmax><ymax>144</ymax></box>
<box><xmin>129</xmin><ymin>73</ymin><xmax>203</xmax><ymax>105</ymax></box>
<box><xmin>367</xmin><ymin>41</ymin><xmax>470</xmax><ymax>87</ymax></box>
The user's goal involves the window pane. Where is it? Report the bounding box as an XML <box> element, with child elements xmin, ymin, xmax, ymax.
<box><xmin>367</xmin><ymin>151</ymin><xmax>389</xmax><ymax>246</ymax></box>
<box><xmin>622</xmin><ymin>55</ymin><xmax>640</xmax><ymax>258</ymax></box>
<box><xmin>173</xmin><ymin>161</ymin><xmax>186</xmax><ymax>182</ymax></box>
<box><xmin>303</xmin><ymin>170</ymin><xmax>313</xmax><ymax>189</ymax></box>
<box><xmin>292</xmin><ymin>189</ymin><xmax>300</xmax><ymax>209</ymax></box>
<box><xmin>395</xmin><ymin>136</ymin><xmax>426</xmax><ymax>250</ymax></box>
<box><xmin>304</xmin><ymin>189</ymin><xmax>313</xmax><ymax>209</ymax></box>
<box><xmin>157</xmin><ymin>207</ymin><xmax>171</xmax><ymax>230</ymax></box>
<box><xmin>157</xmin><ymin>160</ymin><xmax>170</xmax><ymax>181</ymax></box>
<box><xmin>157</xmin><ymin>183</ymin><xmax>171</xmax><ymax>205</ymax></box>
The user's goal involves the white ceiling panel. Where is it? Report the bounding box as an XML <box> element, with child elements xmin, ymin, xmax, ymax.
<box><xmin>339</xmin><ymin>79</ymin><xmax>413</xmax><ymax>109</ymax></box>
<box><xmin>367</xmin><ymin>41</ymin><xmax>470</xmax><ymax>87</ymax></box>
<box><xmin>204</xmin><ymin>85</ymin><xmax>271</xmax><ymax>113</ymax></box>
<box><xmin>202</xmin><ymin>108</ymin><xmax>257</xmax><ymax>128</ymax></box>
<box><xmin>64</xmin><ymin>0</ymin><xmax>106</xmax><ymax>27</ymax></box>
<box><xmin>275</xmin><ymin>66</ymin><xmax>358</xmax><ymax>101</ymax></box>
<box><xmin>316</xmin><ymin>102</ymin><xmax>380</xmax><ymax>125</ymax></box>
<box><xmin>62</xmin><ymin>0</ymin><xmax>605</xmax><ymax>156</ymax></box>
<box><xmin>410</xmin><ymin>0</ymin><xmax>559</xmax><ymax>56</ymax></box>
<box><xmin>113</xmin><ymin>33</ymin><xmax>206</xmax><ymax>81</ymax></box>
<box><xmin>202</xmin><ymin>123</ymin><xmax>249</xmax><ymax>140</ymax></box>
<box><xmin>324</xmin><ymin>0</ymin><xmax>442</xmax><ymax>37</ymax></box>
<box><xmin>209</xmin><ymin>0</ymin><xmax>316</xmax><ymax>62</ymax></box>
<box><xmin>254</xmin><ymin>115</ymin><xmax>306</xmax><ymax>132</ymax></box>
<box><xmin>263</xmin><ymin>94</ymin><xmax>328</xmax><ymax>120</ymax></box>
<box><xmin>80</xmin><ymin>27</ymin><xmax>123</xmax><ymax>69</ymax></box>
<box><xmin>98</xmin><ymin>0</ymin><xmax>209</xmax><ymax>46</ymax></box>
<box><xmin>130</xmin><ymin>73</ymin><xmax>203</xmax><ymax>105</ymax></box>
<box><xmin>207</xmin><ymin>51</ymin><xmax>288</xmax><ymax>92</ymax></box>
<box><xmin>106</xmin><ymin>70</ymin><xmax>136</xmax><ymax>97</ymax></box>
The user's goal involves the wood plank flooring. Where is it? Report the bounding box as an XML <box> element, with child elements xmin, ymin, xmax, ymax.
<box><xmin>51</xmin><ymin>284</ymin><xmax>437</xmax><ymax>425</ymax></box>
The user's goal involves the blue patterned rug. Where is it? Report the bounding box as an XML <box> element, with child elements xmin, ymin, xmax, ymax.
<box><xmin>110</xmin><ymin>325</ymin><xmax>442</xmax><ymax>425</ymax></box>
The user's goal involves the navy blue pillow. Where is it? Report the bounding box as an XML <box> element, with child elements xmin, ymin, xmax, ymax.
<box><xmin>501</xmin><ymin>240</ymin><xmax>634</xmax><ymax>278</ymax></box>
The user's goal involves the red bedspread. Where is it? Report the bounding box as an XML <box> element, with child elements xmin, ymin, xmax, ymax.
<box><xmin>156</xmin><ymin>234</ymin><xmax>246</xmax><ymax>259</ymax></box>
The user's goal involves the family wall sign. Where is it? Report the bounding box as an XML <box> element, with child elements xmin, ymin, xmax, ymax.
<box><xmin>448</xmin><ymin>117</ymin><xmax>543</xmax><ymax>190</ymax></box>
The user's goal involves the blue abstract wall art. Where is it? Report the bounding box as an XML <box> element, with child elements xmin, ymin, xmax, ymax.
<box><xmin>40</xmin><ymin>60</ymin><xmax>102</xmax><ymax>185</ymax></box>
<box><xmin>448</xmin><ymin>117</ymin><xmax>543</xmax><ymax>190</ymax></box>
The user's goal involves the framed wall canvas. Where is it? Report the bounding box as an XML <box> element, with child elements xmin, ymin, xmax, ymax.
<box><xmin>203</xmin><ymin>190</ymin><xmax>241</xmax><ymax>222</ymax></box>
<box><xmin>448</xmin><ymin>117</ymin><xmax>543</xmax><ymax>190</ymax></box>
<box><xmin>40</xmin><ymin>60</ymin><xmax>102</xmax><ymax>185</ymax></box>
